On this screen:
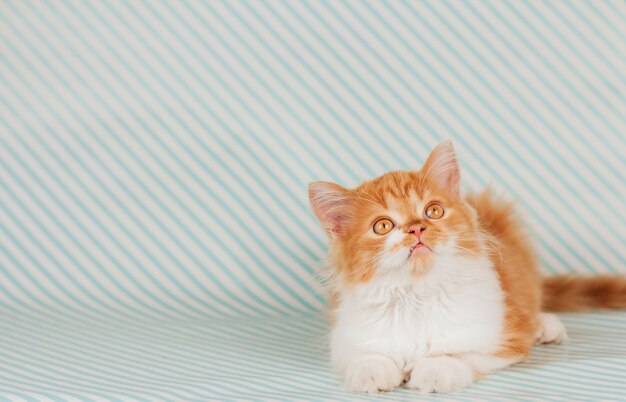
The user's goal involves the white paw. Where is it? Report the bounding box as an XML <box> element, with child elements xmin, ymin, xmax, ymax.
<box><xmin>535</xmin><ymin>313</ymin><xmax>567</xmax><ymax>344</ymax></box>
<box><xmin>343</xmin><ymin>355</ymin><xmax>403</xmax><ymax>393</ymax></box>
<box><xmin>406</xmin><ymin>356</ymin><xmax>474</xmax><ymax>393</ymax></box>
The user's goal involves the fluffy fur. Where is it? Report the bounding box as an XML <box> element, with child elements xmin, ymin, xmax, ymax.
<box><xmin>309</xmin><ymin>140</ymin><xmax>626</xmax><ymax>394</ymax></box>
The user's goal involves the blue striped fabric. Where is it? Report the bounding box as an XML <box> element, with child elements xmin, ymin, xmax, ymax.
<box><xmin>1</xmin><ymin>0</ymin><xmax>625</xmax><ymax>400</ymax></box>
<box><xmin>2</xmin><ymin>307</ymin><xmax>626</xmax><ymax>401</ymax></box>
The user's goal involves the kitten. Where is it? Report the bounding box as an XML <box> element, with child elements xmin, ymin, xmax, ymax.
<box><xmin>308</xmin><ymin>140</ymin><xmax>626</xmax><ymax>394</ymax></box>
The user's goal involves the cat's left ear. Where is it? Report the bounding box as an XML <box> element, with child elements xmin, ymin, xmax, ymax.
<box><xmin>308</xmin><ymin>181</ymin><xmax>353</xmax><ymax>237</ymax></box>
<box><xmin>421</xmin><ymin>140</ymin><xmax>461</xmax><ymax>199</ymax></box>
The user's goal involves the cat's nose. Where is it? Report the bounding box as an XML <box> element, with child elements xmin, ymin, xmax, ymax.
<box><xmin>408</xmin><ymin>225</ymin><xmax>426</xmax><ymax>239</ymax></box>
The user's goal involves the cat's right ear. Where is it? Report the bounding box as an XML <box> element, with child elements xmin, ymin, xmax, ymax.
<box><xmin>308</xmin><ymin>181</ymin><xmax>352</xmax><ymax>237</ymax></box>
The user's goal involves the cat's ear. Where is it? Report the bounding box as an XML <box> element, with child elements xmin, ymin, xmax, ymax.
<box><xmin>421</xmin><ymin>140</ymin><xmax>461</xmax><ymax>198</ymax></box>
<box><xmin>308</xmin><ymin>181</ymin><xmax>353</xmax><ymax>237</ymax></box>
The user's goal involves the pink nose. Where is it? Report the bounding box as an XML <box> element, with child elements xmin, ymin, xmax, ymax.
<box><xmin>408</xmin><ymin>225</ymin><xmax>426</xmax><ymax>239</ymax></box>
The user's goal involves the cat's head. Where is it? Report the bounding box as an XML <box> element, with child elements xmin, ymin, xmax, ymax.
<box><xmin>309</xmin><ymin>141</ymin><xmax>483</xmax><ymax>284</ymax></box>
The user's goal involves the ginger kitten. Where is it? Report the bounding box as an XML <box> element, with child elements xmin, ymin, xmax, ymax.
<box><xmin>308</xmin><ymin>140</ymin><xmax>626</xmax><ymax>394</ymax></box>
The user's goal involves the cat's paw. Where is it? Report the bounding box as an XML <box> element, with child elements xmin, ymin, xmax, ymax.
<box><xmin>406</xmin><ymin>356</ymin><xmax>474</xmax><ymax>393</ymax></box>
<box><xmin>535</xmin><ymin>313</ymin><xmax>567</xmax><ymax>344</ymax></box>
<box><xmin>343</xmin><ymin>355</ymin><xmax>403</xmax><ymax>393</ymax></box>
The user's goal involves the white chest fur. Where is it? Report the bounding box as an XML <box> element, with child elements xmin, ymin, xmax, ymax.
<box><xmin>330</xmin><ymin>255</ymin><xmax>505</xmax><ymax>371</ymax></box>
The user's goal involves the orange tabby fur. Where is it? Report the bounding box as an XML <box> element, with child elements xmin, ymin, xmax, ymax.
<box><xmin>542</xmin><ymin>276</ymin><xmax>626</xmax><ymax>311</ymax></box>
<box><xmin>310</xmin><ymin>140</ymin><xmax>626</xmax><ymax>393</ymax></box>
<box><xmin>317</xmin><ymin>171</ymin><xmax>543</xmax><ymax>360</ymax></box>
<box><xmin>465</xmin><ymin>190</ymin><xmax>541</xmax><ymax>358</ymax></box>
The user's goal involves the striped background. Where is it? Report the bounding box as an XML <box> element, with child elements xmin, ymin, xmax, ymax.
<box><xmin>1</xmin><ymin>0</ymin><xmax>625</xmax><ymax>400</ymax></box>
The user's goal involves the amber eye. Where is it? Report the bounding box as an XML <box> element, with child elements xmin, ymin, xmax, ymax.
<box><xmin>425</xmin><ymin>203</ymin><xmax>445</xmax><ymax>219</ymax></box>
<box><xmin>373</xmin><ymin>218</ymin><xmax>395</xmax><ymax>235</ymax></box>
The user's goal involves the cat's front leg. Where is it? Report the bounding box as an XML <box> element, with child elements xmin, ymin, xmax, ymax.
<box><xmin>406</xmin><ymin>353</ymin><xmax>522</xmax><ymax>393</ymax></box>
<box><xmin>342</xmin><ymin>354</ymin><xmax>404</xmax><ymax>394</ymax></box>
<box><xmin>406</xmin><ymin>355</ymin><xmax>474</xmax><ymax>393</ymax></box>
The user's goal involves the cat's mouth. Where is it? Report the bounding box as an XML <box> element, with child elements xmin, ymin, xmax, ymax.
<box><xmin>409</xmin><ymin>241</ymin><xmax>431</xmax><ymax>258</ymax></box>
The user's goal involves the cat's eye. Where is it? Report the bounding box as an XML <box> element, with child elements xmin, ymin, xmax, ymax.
<box><xmin>425</xmin><ymin>203</ymin><xmax>445</xmax><ymax>220</ymax></box>
<box><xmin>372</xmin><ymin>218</ymin><xmax>395</xmax><ymax>235</ymax></box>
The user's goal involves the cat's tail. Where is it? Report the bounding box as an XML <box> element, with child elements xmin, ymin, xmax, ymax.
<box><xmin>542</xmin><ymin>275</ymin><xmax>626</xmax><ymax>312</ymax></box>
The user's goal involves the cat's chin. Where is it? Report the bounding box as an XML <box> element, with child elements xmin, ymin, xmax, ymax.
<box><xmin>409</xmin><ymin>244</ymin><xmax>431</xmax><ymax>259</ymax></box>
<box><xmin>407</xmin><ymin>254</ymin><xmax>434</xmax><ymax>277</ymax></box>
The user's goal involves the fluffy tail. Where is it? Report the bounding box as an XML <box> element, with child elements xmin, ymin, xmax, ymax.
<box><xmin>542</xmin><ymin>275</ymin><xmax>626</xmax><ymax>312</ymax></box>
